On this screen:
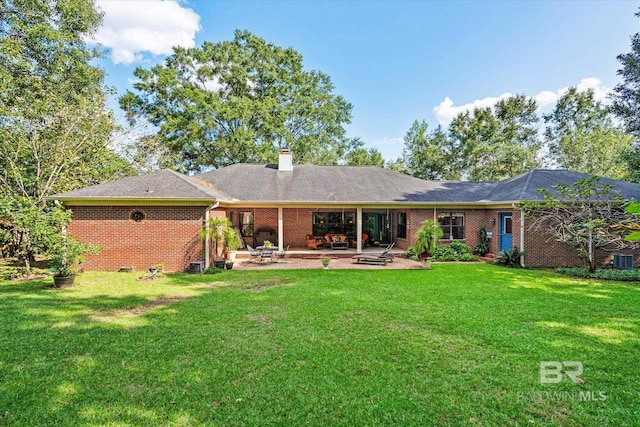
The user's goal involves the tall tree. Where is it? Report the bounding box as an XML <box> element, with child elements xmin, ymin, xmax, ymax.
<box><xmin>401</xmin><ymin>121</ymin><xmax>454</xmax><ymax>180</ymax></box>
<box><xmin>544</xmin><ymin>87</ymin><xmax>633</xmax><ymax>180</ymax></box>
<box><xmin>611</xmin><ymin>9</ymin><xmax>640</xmax><ymax>139</ymax></box>
<box><xmin>0</xmin><ymin>0</ymin><xmax>132</xmax><ymax>273</ymax></box>
<box><xmin>611</xmin><ymin>9</ymin><xmax>640</xmax><ymax>182</ymax></box>
<box><xmin>449</xmin><ymin>95</ymin><xmax>541</xmax><ymax>181</ymax></box>
<box><xmin>120</xmin><ymin>30</ymin><xmax>353</xmax><ymax>173</ymax></box>
<box><xmin>343</xmin><ymin>138</ymin><xmax>384</xmax><ymax>167</ymax></box>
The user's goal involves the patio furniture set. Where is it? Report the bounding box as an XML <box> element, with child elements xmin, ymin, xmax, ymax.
<box><xmin>246</xmin><ymin>245</ymin><xmax>289</xmax><ymax>263</ymax></box>
<box><xmin>306</xmin><ymin>233</ymin><xmax>369</xmax><ymax>250</ymax></box>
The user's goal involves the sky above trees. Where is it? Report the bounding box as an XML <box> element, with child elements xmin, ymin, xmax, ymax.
<box><xmin>91</xmin><ymin>0</ymin><xmax>638</xmax><ymax>161</ymax></box>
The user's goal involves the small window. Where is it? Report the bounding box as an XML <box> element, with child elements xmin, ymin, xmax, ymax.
<box><xmin>397</xmin><ymin>212</ymin><xmax>407</xmax><ymax>238</ymax></box>
<box><xmin>131</xmin><ymin>211</ymin><xmax>145</xmax><ymax>222</ymax></box>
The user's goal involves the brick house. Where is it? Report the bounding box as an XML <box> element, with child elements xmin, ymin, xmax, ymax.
<box><xmin>50</xmin><ymin>150</ymin><xmax>640</xmax><ymax>271</ymax></box>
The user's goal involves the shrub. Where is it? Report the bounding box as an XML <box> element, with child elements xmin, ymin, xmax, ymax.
<box><xmin>474</xmin><ymin>223</ymin><xmax>490</xmax><ymax>256</ymax></box>
<box><xmin>496</xmin><ymin>247</ymin><xmax>526</xmax><ymax>267</ymax></box>
<box><xmin>432</xmin><ymin>241</ymin><xmax>478</xmax><ymax>262</ymax></box>
<box><xmin>405</xmin><ymin>246</ymin><xmax>418</xmax><ymax>258</ymax></box>
<box><xmin>203</xmin><ymin>266</ymin><xmax>224</xmax><ymax>274</ymax></box>
<box><xmin>556</xmin><ymin>267</ymin><xmax>640</xmax><ymax>281</ymax></box>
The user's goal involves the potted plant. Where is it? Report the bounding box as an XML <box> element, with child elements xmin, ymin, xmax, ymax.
<box><xmin>263</xmin><ymin>240</ymin><xmax>273</xmax><ymax>249</ymax></box>
<box><xmin>201</xmin><ymin>217</ymin><xmax>232</xmax><ymax>268</ymax></box>
<box><xmin>48</xmin><ymin>235</ymin><xmax>100</xmax><ymax>287</ymax></box>
<box><xmin>321</xmin><ymin>257</ymin><xmax>331</xmax><ymax>269</ymax></box>
<box><xmin>411</xmin><ymin>219</ymin><xmax>443</xmax><ymax>270</ymax></box>
<box><xmin>223</xmin><ymin>227</ymin><xmax>241</xmax><ymax>262</ymax></box>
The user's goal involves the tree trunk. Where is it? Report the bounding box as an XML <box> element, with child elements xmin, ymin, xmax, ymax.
<box><xmin>21</xmin><ymin>253</ymin><xmax>32</xmax><ymax>276</ymax></box>
<box><xmin>588</xmin><ymin>227</ymin><xmax>596</xmax><ymax>273</ymax></box>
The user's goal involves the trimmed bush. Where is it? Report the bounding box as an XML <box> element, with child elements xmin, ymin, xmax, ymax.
<box><xmin>556</xmin><ymin>267</ymin><xmax>640</xmax><ymax>281</ymax></box>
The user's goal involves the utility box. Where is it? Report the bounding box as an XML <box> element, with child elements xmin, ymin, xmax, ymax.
<box><xmin>612</xmin><ymin>254</ymin><xmax>634</xmax><ymax>270</ymax></box>
<box><xmin>189</xmin><ymin>261</ymin><xmax>204</xmax><ymax>274</ymax></box>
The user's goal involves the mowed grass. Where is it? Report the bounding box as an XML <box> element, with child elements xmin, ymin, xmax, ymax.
<box><xmin>1</xmin><ymin>264</ymin><xmax>639</xmax><ymax>426</ymax></box>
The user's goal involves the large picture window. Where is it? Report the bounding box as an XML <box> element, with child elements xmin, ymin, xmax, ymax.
<box><xmin>312</xmin><ymin>212</ymin><xmax>355</xmax><ymax>236</ymax></box>
<box><xmin>397</xmin><ymin>212</ymin><xmax>407</xmax><ymax>238</ymax></box>
<box><xmin>438</xmin><ymin>212</ymin><xmax>465</xmax><ymax>240</ymax></box>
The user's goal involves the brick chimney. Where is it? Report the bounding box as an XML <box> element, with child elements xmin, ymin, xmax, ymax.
<box><xmin>278</xmin><ymin>149</ymin><xmax>293</xmax><ymax>172</ymax></box>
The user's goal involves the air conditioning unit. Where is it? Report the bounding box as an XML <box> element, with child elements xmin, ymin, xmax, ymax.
<box><xmin>612</xmin><ymin>254</ymin><xmax>634</xmax><ymax>270</ymax></box>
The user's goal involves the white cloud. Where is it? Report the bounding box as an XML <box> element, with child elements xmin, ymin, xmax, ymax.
<box><xmin>93</xmin><ymin>0</ymin><xmax>201</xmax><ymax>64</ymax></box>
<box><xmin>433</xmin><ymin>93</ymin><xmax>514</xmax><ymax>125</ymax></box>
<box><xmin>433</xmin><ymin>77</ymin><xmax>612</xmax><ymax>125</ymax></box>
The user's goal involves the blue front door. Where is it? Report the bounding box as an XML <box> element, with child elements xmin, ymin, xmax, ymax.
<box><xmin>499</xmin><ymin>213</ymin><xmax>513</xmax><ymax>252</ymax></box>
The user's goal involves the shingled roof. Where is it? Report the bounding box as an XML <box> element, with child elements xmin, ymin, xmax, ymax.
<box><xmin>196</xmin><ymin>164</ymin><xmax>502</xmax><ymax>203</ymax></box>
<box><xmin>489</xmin><ymin>169</ymin><xmax>640</xmax><ymax>201</ymax></box>
<box><xmin>50</xmin><ymin>169</ymin><xmax>230</xmax><ymax>203</ymax></box>
<box><xmin>49</xmin><ymin>165</ymin><xmax>640</xmax><ymax>205</ymax></box>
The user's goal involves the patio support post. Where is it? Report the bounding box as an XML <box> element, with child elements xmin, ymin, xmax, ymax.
<box><xmin>204</xmin><ymin>201</ymin><xmax>219</xmax><ymax>269</ymax></box>
<box><xmin>278</xmin><ymin>207</ymin><xmax>283</xmax><ymax>251</ymax></box>
<box><xmin>356</xmin><ymin>207</ymin><xmax>363</xmax><ymax>253</ymax></box>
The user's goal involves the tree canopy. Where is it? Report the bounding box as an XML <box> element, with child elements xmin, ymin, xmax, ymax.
<box><xmin>0</xmin><ymin>0</ymin><xmax>133</xmax><ymax>272</ymax></box>
<box><xmin>544</xmin><ymin>87</ymin><xmax>632</xmax><ymax>180</ymax></box>
<box><xmin>120</xmin><ymin>30</ymin><xmax>355</xmax><ymax>173</ymax></box>
<box><xmin>611</xmin><ymin>9</ymin><xmax>640</xmax><ymax>140</ymax></box>
<box><xmin>399</xmin><ymin>95</ymin><xmax>541</xmax><ymax>181</ymax></box>
<box><xmin>449</xmin><ymin>95</ymin><xmax>541</xmax><ymax>181</ymax></box>
<box><xmin>400</xmin><ymin>121</ymin><xmax>453</xmax><ymax>180</ymax></box>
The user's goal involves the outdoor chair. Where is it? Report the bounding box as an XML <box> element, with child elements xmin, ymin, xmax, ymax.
<box><xmin>306</xmin><ymin>234</ymin><xmax>323</xmax><ymax>250</ymax></box>
<box><xmin>352</xmin><ymin>253</ymin><xmax>389</xmax><ymax>265</ymax></box>
<box><xmin>260</xmin><ymin>248</ymin><xmax>275</xmax><ymax>263</ymax></box>
<box><xmin>246</xmin><ymin>245</ymin><xmax>262</xmax><ymax>262</ymax></box>
<box><xmin>352</xmin><ymin>241</ymin><xmax>395</xmax><ymax>265</ymax></box>
<box><xmin>381</xmin><ymin>241</ymin><xmax>396</xmax><ymax>262</ymax></box>
<box><xmin>275</xmin><ymin>245</ymin><xmax>289</xmax><ymax>261</ymax></box>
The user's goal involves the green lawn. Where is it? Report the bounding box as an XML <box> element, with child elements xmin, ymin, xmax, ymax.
<box><xmin>1</xmin><ymin>264</ymin><xmax>639</xmax><ymax>426</ymax></box>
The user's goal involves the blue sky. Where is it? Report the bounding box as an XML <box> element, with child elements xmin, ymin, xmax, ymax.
<box><xmin>93</xmin><ymin>0</ymin><xmax>639</xmax><ymax>161</ymax></box>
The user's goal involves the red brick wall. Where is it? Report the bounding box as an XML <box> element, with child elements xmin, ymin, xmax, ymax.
<box><xmin>521</xmin><ymin>212</ymin><xmax>640</xmax><ymax>268</ymax></box>
<box><xmin>67</xmin><ymin>205</ymin><xmax>206</xmax><ymax>272</ymax></box>
<box><xmin>65</xmin><ymin>203</ymin><xmax>640</xmax><ymax>270</ymax></box>
<box><xmin>405</xmin><ymin>208</ymin><xmax>506</xmax><ymax>253</ymax></box>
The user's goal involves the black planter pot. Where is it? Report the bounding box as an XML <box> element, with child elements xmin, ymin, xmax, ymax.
<box><xmin>214</xmin><ymin>260</ymin><xmax>226</xmax><ymax>269</ymax></box>
<box><xmin>225</xmin><ymin>262</ymin><xmax>234</xmax><ymax>270</ymax></box>
<box><xmin>53</xmin><ymin>274</ymin><xmax>76</xmax><ymax>287</ymax></box>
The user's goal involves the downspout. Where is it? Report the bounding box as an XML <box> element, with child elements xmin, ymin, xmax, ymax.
<box><xmin>514</xmin><ymin>203</ymin><xmax>525</xmax><ymax>268</ymax></box>
<box><xmin>204</xmin><ymin>201</ymin><xmax>219</xmax><ymax>269</ymax></box>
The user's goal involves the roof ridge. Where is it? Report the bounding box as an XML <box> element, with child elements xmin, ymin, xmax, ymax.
<box><xmin>164</xmin><ymin>169</ymin><xmax>231</xmax><ymax>200</ymax></box>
